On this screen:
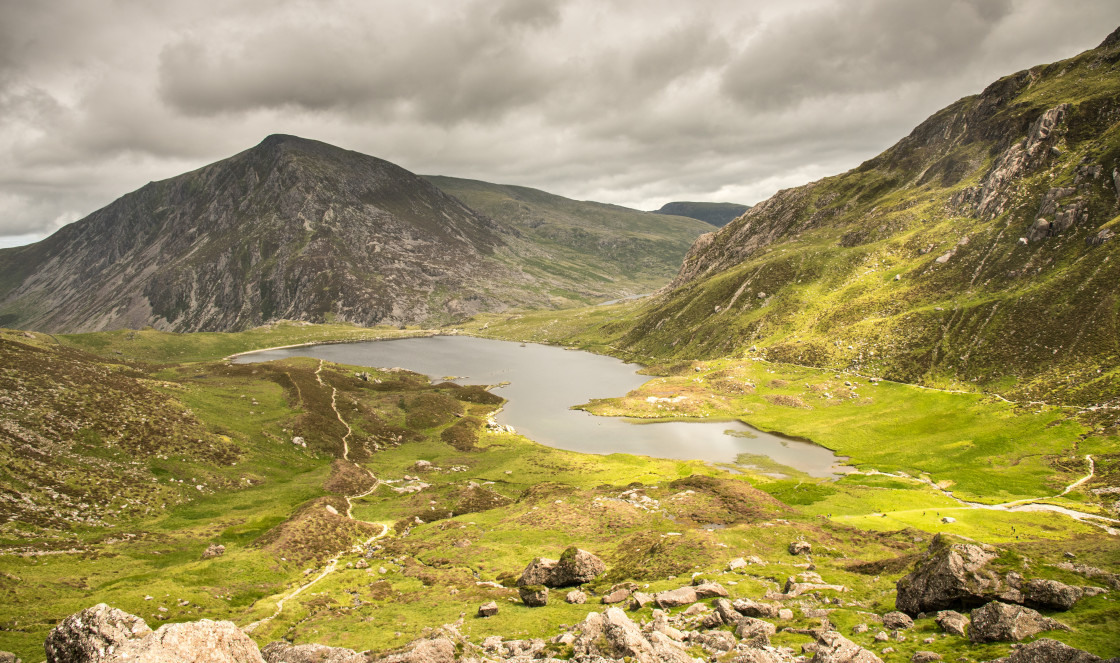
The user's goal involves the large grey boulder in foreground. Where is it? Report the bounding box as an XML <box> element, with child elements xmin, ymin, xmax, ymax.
<box><xmin>809</xmin><ymin>631</ymin><xmax>882</xmax><ymax>662</ymax></box>
<box><xmin>45</xmin><ymin>604</ymin><xmax>152</xmax><ymax>663</ymax></box>
<box><xmin>895</xmin><ymin>535</ymin><xmax>1013</xmax><ymax>615</ymax></box>
<box><xmin>517</xmin><ymin>547</ymin><xmax>606</xmax><ymax>587</ymax></box>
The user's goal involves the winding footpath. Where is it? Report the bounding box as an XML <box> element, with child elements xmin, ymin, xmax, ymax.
<box><xmin>850</xmin><ymin>453</ymin><xmax>1120</xmax><ymax>535</ymax></box>
<box><xmin>243</xmin><ymin>361</ymin><xmax>389</xmax><ymax>634</ymax></box>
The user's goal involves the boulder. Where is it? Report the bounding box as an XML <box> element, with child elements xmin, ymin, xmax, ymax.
<box><xmin>573</xmin><ymin>608</ymin><xmax>691</xmax><ymax>663</ymax></box>
<box><xmin>732</xmin><ymin>597</ymin><xmax>780</xmax><ymax>619</ymax></box>
<box><xmin>733</xmin><ymin>651</ymin><xmax>781</xmax><ymax>663</ymax></box>
<box><xmin>654</xmin><ymin>586</ymin><xmax>697</xmax><ymax>609</ymax></box>
<box><xmin>910</xmin><ymin>653</ymin><xmax>942</xmax><ymax>663</ymax></box>
<box><xmin>518</xmin><ymin>585</ymin><xmax>549</xmax><ymax>607</ymax></box>
<box><xmin>377</xmin><ymin>638</ymin><xmax>456</xmax><ymax>663</ymax></box>
<box><xmin>882</xmin><ymin>611</ymin><xmax>913</xmax><ymax>630</ymax></box>
<box><xmin>517</xmin><ymin>557</ymin><xmax>558</xmax><ymax>587</ymax></box>
<box><xmin>713</xmin><ymin>598</ymin><xmax>739</xmax><ymax>624</ymax></box>
<box><xmin>629</xmin><ymin>592</ymin><xmax>654</xmax><ymax>610</ymax></box>
<box><xmin>989</xmin><ymin>638</ymin><xmax>1108</xmax><ymax>663</ymax></box>
<box><xmin>601</xmin><ymin>585</ymin><xmax>632</xmax><ymax>604</ymax></box>
<box><xmin>1025</xmin><ymin>578</ymin><xmax>1084</xmax><ymax>611</ymax></box>
<box><xmin>0</xmin><ymin>653</ymin><xmax>20</xmax><ymax>663</ymax></box>
<box><xmin>565</xmin><ymin>590</ymin><xmax>587</xmax><ymax>604</ymax></box>
<box><xmin>355</xmin><ymin>559</ymin><xmax>369</xmax><ymax>570</ymax></box>
<box><xmin>45</xmin><ymin>603</ymin><xmax>153</xmax><ymax>663</ymax></box>
<box><xmin>809</xmin><ymin>631</ymin><xmax>883</xmax><ymax>662</ymax></box>
<box><xmin>693</xmin><ymin>582</ymin><xmax>728</xmax><ymax>599</ymax></box>
<box><xmin>201</xmin><ymin>544</ymin><xmax>226</xmax><ymax>560</ymax></box>
<box><xmin>552</xmin><ymin>547</ymin><xmax>606</xmax><ymax>586</ymax></box>
<box><xmin>106</xmin><ymin>619</ymin><xmax>265</xmax><ymax>663</ymax></box>
<box><xmin>733</xmin><ymin>617</ymin><xmax>776</xmax><ymax>646</ymax></box>
<box><xmin>789</xmin><ymin>541</ymin><xmax>812</xmax><ymax>555</ymax></box>
<box><xmin>728</xmin><ymin>557</ymin><xmax>748</xmax><ymax>571</ymax></box>
<box><xmin>261</xmin><ymin>641</ymin><xmax>365</xmax><ymax>663</ymax></box>
<box><xmin>895</xmin><ymin>534</ymin><xmax>1011</xmax><ymax>615</ymax></box>
<box><xmin>969</xmin><ymin>601</ymin><xmax>1069</xmax><ymax>643</ymax></box>
<box><xmin>934</xmin><ymin>610</ymin><xmax>968</xmax><ymax>637</ymax></box>
<box><xmin>693</xmin><ymin>630</ymin><xmax>736</xmax><ymax>653</ymax></box>
<box><xmin>477</xmin><ymin>602</ymin><xmax>499</xmax><ymax>617</ymax></box>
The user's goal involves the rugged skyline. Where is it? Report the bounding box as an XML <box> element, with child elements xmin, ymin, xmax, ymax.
<box><xmin>2</xmin><ymin>0</ymin><xmax>1119</xmax><ymax>247</ymax></box>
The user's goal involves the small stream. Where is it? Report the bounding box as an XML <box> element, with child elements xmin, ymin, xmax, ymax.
<box><xmin>233</xmin><ymin>336</ymin><xmax>852</xmax><ymax>478</ymax></box>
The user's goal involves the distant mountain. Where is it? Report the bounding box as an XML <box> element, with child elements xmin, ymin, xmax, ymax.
<box><xmin>606</xmin><ymin>27</ymin><xmax>1120</xmax><ymax>408</ymax></box>
<box><xmin>653</xmin><ymin>201</ymin><xmax>751</xmax><ymax>227</ymax></box>
<box><xmin>0</xmin><ymin>136</ymin><xmax>709</xmax><ymax>333</ymax></box>
<box><xmin>424</xmin><ymin>176</ymin><xmax>712</xmax><ymax>299</ymax></box>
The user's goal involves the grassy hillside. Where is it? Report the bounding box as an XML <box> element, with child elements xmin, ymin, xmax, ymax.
<box><xmin>425</xmin><ymin>176</ymin><xmax>711</xmax><ymax>303</ymax></box>
<box><xmin>654</xmin><ymin>201</ymin><xmax>751</xmax><ymax>227</ymax></box>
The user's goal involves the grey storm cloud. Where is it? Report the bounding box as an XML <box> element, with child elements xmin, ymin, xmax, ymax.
<box><xmin>1</xmin><ymin>0</ymin><xmax>1118</xmax><ymax>246</ymax></box>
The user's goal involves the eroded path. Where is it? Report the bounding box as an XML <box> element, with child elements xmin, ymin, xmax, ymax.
<box><xmin>243</xmin><ymin>361</ymin><xmax>388</xmax><ymax>633</ymax></box>
<box><xmin>850</xmin><ymin>454</ymin><xmax>1119</xmax><ymax>535</ymax></box>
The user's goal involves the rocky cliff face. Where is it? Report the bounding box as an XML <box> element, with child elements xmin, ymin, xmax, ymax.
<box><xmin>618</xmin><ymin>27</ymin><xmax>1120</xmax><ymax>407</ymax></box>
<box><xmin>0</xmin><ymin>135</ymin><xmax>539</xmax><ymax>332</ymax></box>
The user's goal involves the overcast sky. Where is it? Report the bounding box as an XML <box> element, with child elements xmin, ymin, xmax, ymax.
<box><xmin>1</xmin><ymin>0</ymin><xmax>1118</xmax><ymax>248</ymax></box>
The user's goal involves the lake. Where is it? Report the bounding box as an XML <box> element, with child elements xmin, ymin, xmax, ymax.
<box><xmin>233</xmin><ymin>335</ymin><xmax>850</xmax><ymax>477</ymax></box>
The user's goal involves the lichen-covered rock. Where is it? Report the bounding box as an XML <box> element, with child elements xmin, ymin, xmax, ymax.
<box><xmin>45</xmin><ymin>604</ymin><xmax>152</xmax><ymax>663</ymax></box>
<box><xmin>968</xmin><ymin>601</ymin><xmax>1069</xmax><ymax>643</ymax></box>
<box><xmin>629</xmin><ymin>591</ymin><xmax>654</xmax><ymax>610</ymax></box>
<box><xmin>732</xmin><ymin>597</ymin><xmax>780</xmax><ymax>619</ymax></box>
<box><xmin>693</xmin><ymin>582</ymin><xmax>729</xmax><ymax>599</ymax></box>
<box><xmin>882</xmin><ymin>611</ymin><xmax>913</xmax><ymax>630</ymax></box>
<box><xmin>809</xmin><ymin>631</ymin><xmax>883</xmax><ymax>662</ymax></box>
<box><xmin>1024</xmin><ymin>578</ymin><xmax>1084</xmax><ymax>611</ymax></box>
<box><xmin>106</xmin><ymin>619</ymin><xmax>265</xmax><ymax>663</ymax></box>
<box><xmin>476</xmin><ymin>602</ymin><xmax>498</xmax><ymax>617</ymax></box>
<box><xmin>565</xmin><ymin>590</ymin><xmax>587</xmax><ymax>604</ymax></box>
<box><xmin>895</xmin><ymin>534</ymin><xmax>1009</xmax><ymax>615</ymax></box>
<box><xmin>910</xmin><ymin>653</ymin><xmax>942</xmax><ymax>663</ymax></box>
<box><xmin>518</xmin><ymin>585</ymin><xmax>549</xmax><ymax>607</ymax></box>
<box><xmin>261</xmin><ymin>641</ymin><xmax>364</xmax><ymax>663</ymax></box>
<box><xmin>789</xmin><ymin>541</ymin><xmax>812</xmax><ymax>555</ymax></box>
<box><xmin>0</xmin><ymin>652</ymin><xmax>21</xmax><ymax>663</ymax></box>
<box><xmin>600</xmin><ymin>585</ymin><xmax>632</xmax><ymax>604</ymax></box>
<box><xmin>376</xmin><ymin>637</ymin><xmax>456</xmax><ymax>663</ymax></box>
<box><xmin>552</xmin><ymin>547</ymin><xmax>606</xmax><ymax>586</ymax></box>
<box><xmin>692</xmin><ymin>630</ymin><xmax>736</xmax><ymax>653</ymax></box>
<box><xmin>517</xmin><ymin>558</ymin><xmax>558</xmax><ymax>587</ymax></box>
<box><xmin>934</xmin><ymin>610</ymin><xmax>968</xmax><ymax>637</ymax></box>
<box><xmin>200</xmin><ymin>544</ymin><xmax>225</xmax><ymax>560</ymax></box>
<box><xmin>573</xmin><ymin>608</ymin><xmax>691</xmax><ymax>663</ymax></box>
<box><xmin>988</xmin><ymin>637</ymin><xmax>1108</xmax><ymax>663</ymax></box>
<box><xmin>654</xmin><ymin>586</ymin><xmax>698</xmax><ymax>609</ymax></box>
<box><xmin>733</xmin><ymin>617</ymin><xmax>776</xmax><ymax>646</ymax></box>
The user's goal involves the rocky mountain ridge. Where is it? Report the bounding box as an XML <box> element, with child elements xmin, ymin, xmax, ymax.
<box><xmin>608</xmin><ymin>27</ymin><xmax>1120</xmax><ymax>407</ymax></box>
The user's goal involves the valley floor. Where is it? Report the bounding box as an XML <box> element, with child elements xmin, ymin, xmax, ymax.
<box><xmin>0</xmin><ymin>321</ymin><xmax>1117</xmax><ymax>661</ymax></box>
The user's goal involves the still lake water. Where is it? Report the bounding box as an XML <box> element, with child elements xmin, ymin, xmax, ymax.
<box><xmin>234</xmin><ymin>336</ymin><xmax>850</xmax><ymax>477</ymax></box>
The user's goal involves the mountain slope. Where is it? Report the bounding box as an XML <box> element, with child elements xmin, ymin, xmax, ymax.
<box><xmin>603</xmin><ymin>27</ymin><xmax>1120</xmax><ymax>407</ymax></box>
<box><xmin>424</xmin><ymin>175</ymin><xmax>712</xmax><ymax>300</ymax></box>
<box><xmin>653</xmin><ymin>201</ymin><xmax>751</xmax><ymax>227</ymax></box>
<box><xmin>0</xmin><ymin>135</ymin><xmax>535</xmax><ymax>332</ymax></box>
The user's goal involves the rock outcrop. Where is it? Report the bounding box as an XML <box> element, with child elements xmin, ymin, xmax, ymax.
<box><xmin>989</xmin><ymin>638</ymin><xmax>1111</xmax><ymax>663</ymax></box>
<box><xmin>968</xmin><ymin>601</ymin><xmax>1069</xmax><ymax>643</ymax></box>
<box><xmin>261</xmin><ymin>641</ymin><xmax>366</xmax><ymax>663</ymax></box>
<box><xmin>45</xmin><ymin>604</ymin><xmax>153</xmax><ymax>663</ymax></box>
<box><xmin>1024</xmin><ymin>578</ymin><xmax>1084</xmax><ymax>611</ymax></box>
<box><xmin>516</xmin><ymin>547</ymin><xmax>606</xmax><ymax>588</ymax></box>
<box><xmin>572</xmin><ymin>608</ymin><xmax>692</xmax><ymax>663</ymax></box>
<box><xmin>895</xmin><ymin>535</ymin><xmax>1014</xmax><ymax>615</ymax></box>
<box><xmin>809</xmin><ymin>631</ymin><xmax>883</xmax><ymax>662</ymax></box>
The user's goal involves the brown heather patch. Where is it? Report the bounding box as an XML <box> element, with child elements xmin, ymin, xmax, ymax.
<box><xmin>665</xmin><ymin>475</ymin><xmax>789</xmax><ymax>525</ymax></box>
<box><xmin>440</xmin><ymin>416</ymin><xmax>483</xmax><ymax>451</ymax></box>
<box><xmin>256</xmin><ymin>496</ymin><xmax>378</xmax><ymax>564</ymax></box>
<box><xmin>763</xmin><ymin>394</ymin><xmax>810</xmax><ymax>408</ymax></box>
<box><xmin>323</xmin><ymin>460</ymin><xmax>377</xmax><ymax>496</ymax></box>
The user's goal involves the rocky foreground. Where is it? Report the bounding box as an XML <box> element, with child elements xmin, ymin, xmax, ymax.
<box><xmin>6</xmin><ymin>536</ymin><xmax>1116</xmax><ymax>663</ymax></box>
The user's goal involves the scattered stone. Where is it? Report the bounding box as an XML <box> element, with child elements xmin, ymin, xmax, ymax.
<box><xmin>261</xmin><ymin>641</ymin><xmax>365</xmax><ymax>663</ymax></box>
<box><xmin>565</xmin><ymin>590</ymin><xmax>587</xmax><ymax>604</ymax></box>
<box><xmin>728</xmin><ymin>557</ymin><xmax>748</xmax><ymax>571</ymax></box>
<box><xmin>989</xmin><ymin>637</ymin><xmax>1109</xmax><ymax>662</ymax></box>
<box><xmin>573</xmin><ymin>608</ymin><xmax>692</xmax><ymax>663</ymax></box>
<box><xmin>518</xmin><ymin>585</ymin><xmax>549</xmax><ymax>607</ymax></box>
<box><xmin>733</xmin><ymin>617</ymin><xmax>776</xmax><ymax>646</ymax></box>
<box><xmin>969</xmin><ymin>601</ymin><xmax>1069</xmax><ymax>643</ymax></box>
<box><xmin>1024</xmin><ymin>578</ymin><xmax>1084</xmax><ymax>611</ymax></box>
<box><xmin>693</xmin><ymin>582</ymin><xmax>728</xmax><ymax>599</ymax></box>
<box><xmin>874</xmin><ymin>631</ymin><xmax>889</xmax><ymax>642</ymax></box>
<box><xmin>882</xmin><ymin>611</ymin><xmax>913</xmax><ymax>630</ymax></box>
<box><xmin>810</xmin><ymin>631</ymin><xmax>883</xmax><ymax>662</ymax></box>
<box><xmin>324</xmin><ymin>504</ymin><xmax>339</xmax><ymax>515</ymax></box>
<box><xmin>694</xmin><ymin>629</ymin><xmax>737</xmax><ymax>653</ymax></box>
<box><xmin>45</xmin><ymin>603</ymin><xmax>152</xmax><ymax>663</ymax></box>
<box><xmin>477</xmin><ymin>602</ymin><xmax>499</xmax><ymax>618</ymax></box>
<box><xmin>629</xmin><ymin>592</ymin><xmax>654</xmax><ymax>610</ymax></box>
<box><xmin>355</xmin><ymin>559</ymin><xmax>369</xmax><ymax>569</ymax></box>
<box><xmin>789</xmin><ymin>541</ymin><xmax>812</xmax><ymax>555</ymax></box>
<box><xmin>601</xmin><ymin>585</ymin><xmax>632</xmax><ymax>604</ymax></box>
<box><xmin>412</xmin><ymin>460</ymin><xmax>433</xmax><ymax>472</ymax></box>
<box><xmin>941</xmin><ymin>516</ymin><xmax>956</xmax><ymax>524</ymax></box>
<box><xmin>201</xmin><ymin>543</ymin><xmax>226</xmax><ymax>560</ymax></box>
<box><xmin>911</xmin><ymin>652</ymin><xmax>941</xmax><ymax>663</ymax></box>
<box><xmin>517</xmin><ymin>547</ymin><xmax>606</xmax><ymax>587</ymax></box>
<box><xmin>852</xmin><ymin>624</ymin><xmax>869</xmax><ymax>634</ymax></box>
<box><xmin>654</xmin><ymin>586</ymin><xmax>697</xmax><ymax>608</ymax></box>
<box><xmin>935</xmin><ymin>610</ymin><xmax>968</xmax><ymax>637</ymax></box>
<box><xmin>778</xmin><ymin>608</ymin><xmax>794</xmax><ymax>620</ymax></box>
<box><xmin>732</xmin><ymin>597</ymin><xmax>780</xmax><ymax>619</ymax></box>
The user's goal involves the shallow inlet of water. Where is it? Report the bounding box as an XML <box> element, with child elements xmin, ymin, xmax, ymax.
<box><xmin>234</xmin><ymin>336</ymin><xmax>851</xmax><ymax>478</ymax></box>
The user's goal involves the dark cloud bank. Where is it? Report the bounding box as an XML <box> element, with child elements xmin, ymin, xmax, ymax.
<box><xmin>1</xmin><ymin>0</ymin><xmax>1118</xmax><ymax>246</ymax></box>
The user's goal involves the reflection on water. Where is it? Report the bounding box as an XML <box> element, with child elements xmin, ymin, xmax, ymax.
<box><xmin>234</xmin><ymin>336</ymin><xmax>851</xmax><ymax>478</ymax></box>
